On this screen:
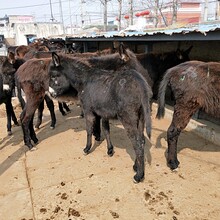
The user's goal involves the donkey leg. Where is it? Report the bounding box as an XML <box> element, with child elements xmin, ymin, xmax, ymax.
<box><xmin>167</xmin><ymin>105</ymin><xmax>198</xmax><ymax>170</ymax></box>
<box><xmin>11</xmin><ymin>105</ymin><xmax>19</xmax><ymax>126</ymax></box>
<box><xmin>58</xmin><ymin>101</ymin><xmax>66</xmax><ymax>116</ymax></box>
<box><xmin>133</xmin><ymin>114</ymin><xmax>146</xmax><ymax>172</ymax></box>
<box><xmin>20</xmin><ymin>108</ymin><xmax>34</xmax><ymax>149</ymax></box>
<box><xmin>102</xmin><ymin>119</ymin><xmax>114</xmax><ymax>156</ymax></box>
<box><xmin>63</xmin><ymin>102</ymin><xmax>71</xmax><ymax>113</ymax></box>
<box><xmin>5</xmin><ymin>101</ymin><xmax>13</xmax><ymax>136</ymax></box>
<box><xmin>35</xmin><ymin>100</ymin><xmax>44</xmax><ymax>129</ymax></box>
<box><xmin>44</xmin><ymin>95</ymin><xmax>56</xmax><ymax>129</ymax></box>
<box><xmin>93</xmin><ymin>115</ymin><xmax>101</xmax><ymax>141</ymax></box>
<box><xmin>29</xmin><ymin>115</ymin><xmax>38</xmax><ymax>144</ymax></box>
<box><xmin>120</xmin><ymin>115</ymin><xmax>145</xmax><ymax>183</ymax></box>
<box><xmin>20</xmin><ymin>96</ymin><xmax>42</xmax><ymax>150</ymax></box>
<box><xmin>83</xmin><ymin>113</ymin><xmax>95</xmax><ymax>155</ymax></box>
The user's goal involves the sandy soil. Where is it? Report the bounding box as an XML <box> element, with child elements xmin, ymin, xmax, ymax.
<box><xmin>0</xmin><ymin>99</ymin><xmax>220</xmax><ymax>220</ymax></box>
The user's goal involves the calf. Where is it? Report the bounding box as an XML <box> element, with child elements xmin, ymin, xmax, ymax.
<box><xmin>48</xmin><ymin>52</ymin><xmax>152</xmax><ymax>183</ymax></box>
<box><xmin>156</xmin><ymin>61</ymin><xmax>220</xmax><ymax>170</ymax></box>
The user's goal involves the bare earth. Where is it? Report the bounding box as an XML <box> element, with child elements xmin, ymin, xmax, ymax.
<box><xmin>0</xmin><ymin>99</ymin><xmax>219</xmax><ymax>220</ymax></box>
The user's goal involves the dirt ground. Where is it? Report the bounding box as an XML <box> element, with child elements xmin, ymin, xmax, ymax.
<box><xmin>0</xmin><ymin>99</ymin><xmax>220</xmax><ymax>220</ymax></box>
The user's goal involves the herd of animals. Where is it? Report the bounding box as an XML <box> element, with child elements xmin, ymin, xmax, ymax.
<box><xmin>0</xmin><ymin>39</ymin><xmax>220</xmax><ymax>183</ymax></box>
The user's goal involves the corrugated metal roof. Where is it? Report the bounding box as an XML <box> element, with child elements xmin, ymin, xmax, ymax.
<box><xmin>65</xmin><ymin>22</ymin><xmax>220</xmax><ymax>39</ymax></box>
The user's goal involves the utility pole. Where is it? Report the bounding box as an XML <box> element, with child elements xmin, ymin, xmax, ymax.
<box><xmin>203</xmin><ymin>0</ymin><xmax>208</xmax><ymax>22</ymax></box>
<box><xmin>68</xmin><ymin>0</ymin><xmax>73</xmax><ymax>34</ymax></box>
<box><xmin>49</xmin><ymin>0</ymin><xmax>55</xmax><ymax>22</ymax></box>
<box><xmin>117</xmin><ymin>0</ymin><xmax>122</xmax><ymax>31</ymax></box>
<box><xmin>104</xmin><ymin>0</ymin><xmax>108</xmax><ymax>31</ymax></box>
<box><xmin>129</xmin><ymin>0</ymin><xmax>133</xmax><ymax>25</ymax></box>
<box><xmin>81</xmin><ymin>0</ymin><xmax>86</xmax><ymax>28</ymax></box>
<box><xmin>59</xmin><ymin>0</ymin><xmax>65</xmax><ymax>34</ymax></box>
<box><xmin>215</xmin><ymin>0</ymin><xmax>220</xmax><ymax>20</ymax></box>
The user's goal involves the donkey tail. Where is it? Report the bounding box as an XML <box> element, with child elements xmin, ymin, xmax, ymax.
<box><xmin>15</xmin><ymin>74</ymin><xmax>26</xmax><ymax>109</ymax></box>
<box><xmin>141</xmin><ymin>83</ymin><xmax>153</xmax><ymax>140</ymax></box>
<box><xmin>156</xmin><ymin>69</ymin><xmax>171</xmax><ymax>119</ymax></box>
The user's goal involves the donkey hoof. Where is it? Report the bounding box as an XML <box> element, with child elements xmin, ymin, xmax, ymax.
<box><xmin>25</xmin><ymin>143</ymin><xmax>33</xmax><ymax>150</ymax></box>
<box><xmin>33</xmin><ymin>138</ymin><xmax>39</xmax><ymax>144</ymax></box>
<box><xmin>107</xmin><ymin>149</ymin><xmax>114</xmax><ymax>157</ymax></box>
<box><xmin>50</xmin><ymin>126</ymin><xmax>55</xmax><ymax>130</ymax></box>
<box><xmin>83</xmin><ymin>147</ymin><xmax>90</xmax><ymax>155</ymax></box>
<box><xmin>172</xmin><ymin>167</ymin><xmax>179</xmax><ymax>172</ymax></box>
<box><xmin>8</xmin><ymin>131</ymin><xmax>12</xmax><ymax>136</ymax></box>
<box><xmin>133</xmin><ymin>174</ymin><xmax>144</xmax><ymax>184</ymax></box>
<box><xmin>168</xmin><ymin>160</ymin><xmax>180</xmax><ymax>170</ymax></box>
<box><xmin>30</xmin><ymin>146</ymin><xmax>38</xmax><ymax>151</ymax></box>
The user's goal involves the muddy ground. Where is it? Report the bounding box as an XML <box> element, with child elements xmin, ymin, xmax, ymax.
<box><xmin>0</xmin><ymin>99</ymin><xmax>219</xmax><ymax>220</ymax></box>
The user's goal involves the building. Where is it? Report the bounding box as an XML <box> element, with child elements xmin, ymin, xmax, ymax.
<box><xmin>0</xmin><ymin>15</ymin><xmax>64</xmax><ymax>48</ymax></box>
<box><xmin>162</xmin><ymin>0</ymin><xmax>202</xmax><ymax>26</ymax></box>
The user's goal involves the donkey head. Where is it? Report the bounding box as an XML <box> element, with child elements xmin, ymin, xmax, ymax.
<box><xmin>176</xmin><ymin>46</ymin><xmax>193</xmax><ymax>62</ymax></box>
<box><xmin>1</xmin><ymin>54</ymin><xmax>17</xmax><ymax>92</ymax></box>
<box><xmin>49</xmin><ymin>52</ymin><xmax>71</xmax><ymax>98</ymax></box>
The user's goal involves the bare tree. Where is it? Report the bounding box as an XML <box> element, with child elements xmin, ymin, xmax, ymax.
<box><xmin>139</xmin><ymin>0</ymin><xmax>168</xmax><ymax>27</ymax></box>
<box><xmin>171</xmin><ymin>0</ymin><xmax>178</xmax><ymax>24</ymax></box>
<box><xmin>117</xmin><ymin>0</ymin><xmax>122</xmax><ymax>31</ymax></box>
<box><xmin>129</xmin><ymin>0</ymin><xmax>134</xmax><ymax>25</ymax></box>
<box><xmin>99</xmin><ymin>0</ymin><xmax>112</xmax><ymax>31</ymax></box>
<box><xmin>84</xmin><ymin>0</ymin><xmax>111</xmax><ymax>31</ymax></box>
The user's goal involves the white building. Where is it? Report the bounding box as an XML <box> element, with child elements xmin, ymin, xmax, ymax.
<box><xmin>0</xmin><ymin>15</ymin><xmax>64</xmax><ymax>47</ymax></box>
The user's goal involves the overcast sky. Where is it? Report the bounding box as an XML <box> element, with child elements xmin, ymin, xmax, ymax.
<box><xmin>1</xmin><ymin>1</ymin><xmax>216</xmax><ymax>27</ymax></box>
<box><xmin>0</xmin><ymin>0</ymin><xmax>151</xmax><ymax>27</ymax></box>
<box><xmin>0</xmin><ymin>0</ymin><xmax>129</xmax><ymax>27</ymax></box>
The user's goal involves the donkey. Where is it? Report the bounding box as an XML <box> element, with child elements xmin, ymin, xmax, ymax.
<box><xmin>15</xmin><ymin>58</ymin><xmax>53</xmax><ymax>149</ymax></box>
<box><xmin>15</xmin><ymin>44</ymin><xmax>50</xmax><ymax>59</ymax></box>
<box><xmin>136</xmin><ymin>46</ymin><xmax>193</xmax><ymax>99</ymax></box>
<box><xmin>156</xmin><ymin>60</ymin><xmax>220</xmax><ymax>170</ymax></box>
<box><xmin>16</xmin><ymin>45</ymin><xmax>149</xmax><ymax>152</ymax></box>
<box><xmin>21</xmin><ymin>50</ymin><xmax>72</xmax><ymax>127</ymax></box>
<box><xmin>0</xmin><ymin>53</ymin><xmax>22</xmax><ymax>135</ymax></box>
<box><xmin>71</xmin><ymin>43</ymin><xmax>153</xmax><ymax>141</ymax></box>
<box><xmin>48</xmin><ymin>52</ymin><xmax>152</xmax><ymax>183</ymax></box>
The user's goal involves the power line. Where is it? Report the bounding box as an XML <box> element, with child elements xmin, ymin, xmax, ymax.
<box><xmin>0</xmin><ymin>0</ymin><xmax>70</xmax><ymax>11</ymax></box>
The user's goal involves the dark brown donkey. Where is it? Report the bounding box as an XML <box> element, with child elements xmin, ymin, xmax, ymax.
<box><xmin>0</xmin><ymin>53</ymin><xmax>23</xmax><ymax>135</ymax></box>
<box><xmin>18</xmin><ymin>49</ymin><xmax>71</xmax><ymax>128</ymax></box>
<box><xmin>48</xmin><ymin>52</ymin><xmax>152</xmax><ymax>183</ymax></box>
<box><xmin>15</xmin><ymin>46</ymin><xmax>133</xmax><ymax>150</ymax></box>
<box><xmin>15</xmin><ymin>58</ymin><xmax>53</xmax><ymax>148</ymax></box>
<box><xmin>156</xmin><ymin>60</ymin><xmax>220</xmax><ymax>170</ymax></box>
<box><xmin>136</xmin><ymin>46</ymin><xmax>193</xmax><ymax>99</ymax></box>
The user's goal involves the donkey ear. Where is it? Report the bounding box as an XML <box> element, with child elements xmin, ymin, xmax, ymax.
<box><xmin>7</xmin><ymin>51</ymin><xmax>15</xmax><ymax>64</ymax></box>
<box><xmin>119</xmin><ymin>43</ymin><xmax>130</xmax><ymax>62</ymax></box>
<box><xmin>52</xmin><ymin>52</ymin><xmax>60</xmax><ymax>67</ymax></box>
<box><xmin>184</xmin><ymin>45</ymin><xmax>193</xmax><ymax>55</ymax></box>
<box><xmin>176</xmin><ymin>49</ymin><xmax>183</xmax><ymax>60</ymax></box>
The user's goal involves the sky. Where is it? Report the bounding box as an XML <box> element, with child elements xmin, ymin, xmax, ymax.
<box><xmin>0</xmin><ymin>0</ymin><xmax>151</xmax><ymax>27</ymax></box>
<box><xmin>1</xmin><ymin>1</ymin><xmax>216</xmax><ymax>28</ymax></box>
<box><xmin>0</xmin><ymin>0</ymin><xmax>131</xmax><ymax>27</ymax></box>
<box><xmin>0</xmin><ymin>0</ymin><xmax>97</xmax><ymax>26</ymax></box>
